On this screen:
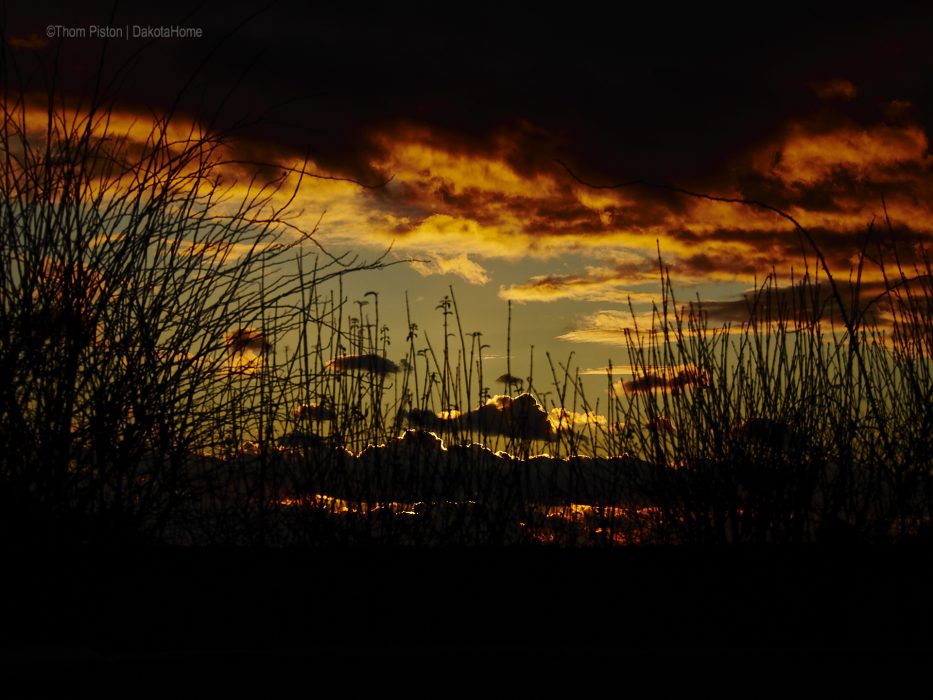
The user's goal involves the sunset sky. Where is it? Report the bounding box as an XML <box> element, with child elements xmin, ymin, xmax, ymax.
<box><xmin>7</xmin><ymin>3</ymin><xmax>933</xmax><ymax>392</ymax></box>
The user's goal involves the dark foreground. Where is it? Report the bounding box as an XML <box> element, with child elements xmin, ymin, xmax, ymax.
<box><xmin>2</xmin><ymin>545</ymin><xmax>932</xmax><ymax>675</ymax></box>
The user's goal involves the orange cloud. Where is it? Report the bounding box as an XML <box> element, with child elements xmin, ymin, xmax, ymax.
<box><xmin>14</xmin><ymin>100</ymin><xmax>208</xmax><ymax>153</ymax></box>
<box><xmin>47</xmin><ymin>106</ymin><xmax>910</xmax><ymax>301</ymax></box>
<box><xmin>371</xmin><ymin>128</ymin><xmax>560</xmax><ymax>200</ymax></box>
<box><xmin>318</xmin><ymin>119</ymin><xmax>932</xmax><ymax>296</ymax></box>
<box><xmin>29</xmin><ymin>97</ymin><xmax>930</xmax><ymax>304</ymax></box>
<box><xmin>766</xmin><ymin>123</ymin><xmax>930</xmax><ymax>186</ymax></box>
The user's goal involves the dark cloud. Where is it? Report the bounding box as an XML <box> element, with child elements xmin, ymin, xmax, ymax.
<box><xmin>681</xmin><ymin>253</ymin><xmax>757</xmax><ymax>277</ymax></box>
<box><xmin>224</xmin><ymin>327</ymin><xmax>271</xmax><ymax>355</ymax></box>
<box><xmin>692</xmin><ymin>279</ymin><xmax>894</xmax><ymax>326</ymax></box>
<box><xmin>811</xmin><ymin>79</ymin><xmax>858</xmax><ymax>101</ymax></box>
<box><xmin>406</xmin><ymin>393</ymin><xmax>552</xmax><ymax>441</ymax></box>
<box><xmin>8</xmin><ymin>3</ymin><xmax>933</xmax><ymax>188</ymax></box>
<box><xmin>495</xmin><ymin>373</ymin><xmax>525</xmax><ymax>388</ymax></box>
<box><xmin>292</xmin><ymin>402</ymin><xmax>336</xmax><ymax>422</ymax></box>
<box><xmin>622</xmin><ymin>374</ymin><xmax>668</xmax><ymax>393</ymax></box>
<box><xmin>619</xmin><ymin>368</ymin><xmax>711</xmax><ymax>395</ymax></box>
<box><xmin>328</xmin><ymin>354</ymin><xmax>399</xmax><ymax>375</ymax></box>
<box><xmin>9</xmin><ymin>3</ymin><xmax>933</xmax><ymax>298</ymax></box>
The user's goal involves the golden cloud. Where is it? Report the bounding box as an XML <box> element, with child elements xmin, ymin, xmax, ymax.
<box><xmin>500</xmin><ymin>267</ymin><xmax>661</xmax><ymax>304</ymax></box>
<box><xmin>15</xmin><ymin>101</ymin><xmax>209</xmax><ymax>154</ymax></box>
<box><xmin>766</xmin><ymin>123</ymin><xmax>930</xmax><ymax>186</ymax></box>
<box><xmin>547</xmin><ymin>407</ymin><xmax>608</xmax><ymax>432</ymax></box>
<box><xmin>32</xmin><ymin>99</ymin><xmax>931</xmax><ymax>301</ymax></box>
<box><xmin>342</xmin><ymin>121</ymin><xmax>930</xmax><ymax>295</ymax></box>
<box><xmin>556</xmin><ymin>309</ymin><xmax>656</xmax><ymax>345</ymax></box>
<box><xmin>370</xmin><ymin>128</ymin><xmax>561</xmax><ymax>199</ymax></box>
<box><xmin>410</xmin><ymin>253</ymin><xmax>490</xmax><ymax>285</ymax></box>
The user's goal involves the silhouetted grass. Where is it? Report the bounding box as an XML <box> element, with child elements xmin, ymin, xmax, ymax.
<box><xmin>2</xmin><ymin>77</ymin><xmax>932</xmax><ymax>551</ymax></box>
<box><xmin>0</xmin><ymin>80</ymin><xmax>389</xmax><ymax>548</ymax></box>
